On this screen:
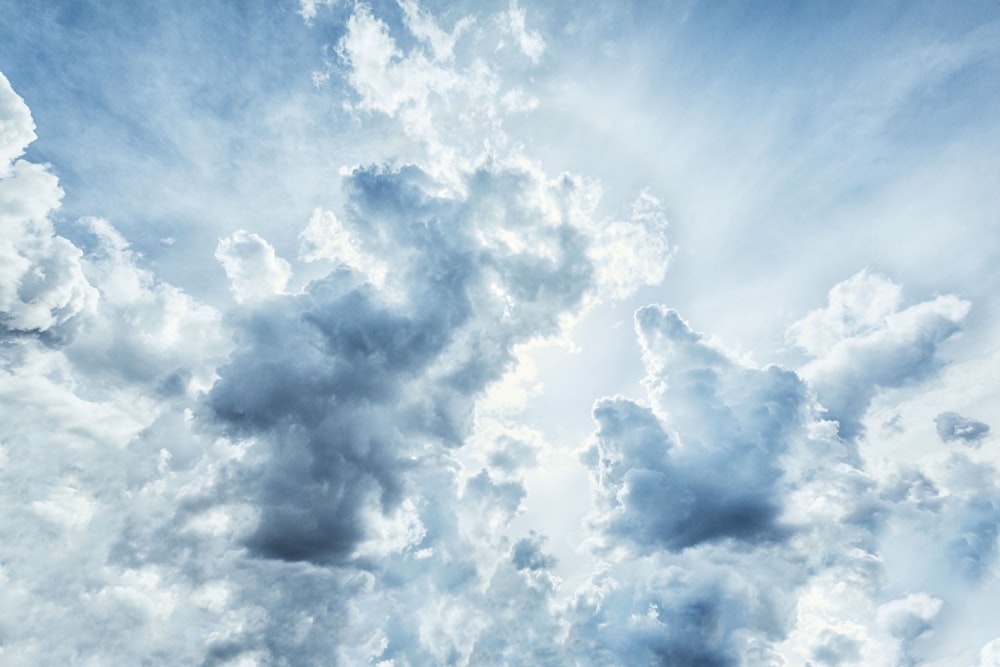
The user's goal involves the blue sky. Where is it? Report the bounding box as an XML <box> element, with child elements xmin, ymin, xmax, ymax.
<box><xmin>2</xmin><ymin>1</ymin><xmax>1000</xmax><ymax>665</ymax></box>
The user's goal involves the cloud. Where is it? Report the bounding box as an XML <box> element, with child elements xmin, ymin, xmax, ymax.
<box><xmin>298</xmin><ymin>0</ymin><xmax>337</xmax><ymax>23</ymax></box>
<box><xmin>788</xmin><ymin>269</ymin><xmax>904</xmax><ymax>358</ymax></box>
<box><xmin>329</xmin><ymin>1</ymin><xmax>552</xmax><ymax>187</ymax></box>
<box><xmin>399</xmin><ymin>0</ymin><xmax>474</xmax><ymax>63</ymax></box>
<box><xmin>792</xmin><ymin>269</ymin><xmax>970</xmax><ymax>441</ymax></box>
<box><xmin>298</xmin><ymin>207</ymin><xmax>385</xmax><ymax>283</ymax></box>
<box><xmin>563</xmin><ymin>548</ymin><xmax>800</xmax><ymax>666</ymax></box>
<box><xmin>572</xmin><ymin>268</ymin><xmax>1000</xmax><ymax>664</ymax></box>
<box><xmin>980</xmin><ymin>637</ymin><xmax>1000</xmax><ymax>667</ymax></box>
<box><xmin>511</xmin><ymin>531</ymin><xmax>557</xmax><ymax>571</ymax></box>
<box><xmin>935</xmin><ymin>411</ymin><xmax>990</xmax><ymax>445</ymax></box>
<box><xmin>0</xmin><ymin>71</ymin><xmax>36</xmax><ymax>174</ymax></box>
<box><xmin>62</xmin><ymin>217</ymin><xmax>227</xmax><ymax>390</ymax></box>
<box><xmin>337</xmin><ymin>5</ymin><xmax>466</xmax><ymax>118</ymax></box>
<box><xmin>0</xmin><ymin>74</ymin><xmax>97</xmax><ymax>341</ymax></box>
<box><xmin>589</xmin><ymin>189</ymin><xmax>673</xmax><ymax>300</ymax></box>
<box><xmin>4</xmin><ymin>2</ymin><xmax>999</xmax><ymax>665</ymax></box>
<box><xmin>582</xmin><ymin>306</ymin><xmax>808</xmax><ymax>552</ymax></box>
<box><xmin>811</xmin><ymin>630</ymin><xmax>863</xmax><ymax>666</ymax></box>
<box><xmin>496</xmin><ymin>1</ymin><xmax>546</xmax><ymax>63</ymax></box>
<box><xmin>876</xmin><ymin>592</ymin><xmax>943</xmax><ymax>663</ymax></box>
<box><xmin>208</xmin><ymin>158</ymin><xmax>607</xmax><ymax>565</ymax></box>
<box><xmin>215</xmin><ymin>230</ymin><xmax>292</xmax><ymax>303</ymax></box>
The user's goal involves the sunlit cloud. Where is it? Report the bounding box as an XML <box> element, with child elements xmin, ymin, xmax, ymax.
<box><xmin>2</xmin><ymin>1</ymin><xmax>999</xmax><ymax>665</ymax></box>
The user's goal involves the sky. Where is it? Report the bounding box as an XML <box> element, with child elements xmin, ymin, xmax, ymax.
<box><xmin>1</xmin><ymin>1</ymin><xmax>999</xmax><ymax>665</ymax></box>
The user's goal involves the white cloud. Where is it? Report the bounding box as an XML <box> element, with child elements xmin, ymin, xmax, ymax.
<box><xmin>0</xmin><ymin>100</ymin><xmax>97</xmax><ymax>338</ymax></box>
<box><xmin>215</xmin><ymin>230</ymin><xmax>292</xmax><ymax>303</ymax></box>
<box><xmin>398</xmin><ymin>0</ymin><xmax>474</xmax><ymax>63</ymax></box>
<box><xmin>794</xmin><ymin>270</ymin><xmax>970</xmax><ymax>442</ymax></box>
<box><xmin>298</xmin><ymin>207</ymin><xmax>385</xmax><ymax>283</ymax></box>
<box><xmin>788</xmin><ymin>269</ymin><xmax>904</xmax><ymax>358</ymax></box>
<box><xmin>0</xmin><ymin>72</ymin><xmax>36</xmax><ymax>174</ymax></box>
<box><xmin>980</xmin><ymin>638</ymin><xmax>1000</xmax><ymax>667</ymax></box>
<box><xmin>876</xmin><ymin>593</ymin><xmax>942</xmax><ymax>641</ymax></box>
<box><xmin>496</xmin><ymin>0</ymin><xmax>546</xmax><ymax>63</ymax></box>
<box><xmin>298</xmin><ymin>0</ymin><xmax>337</xmax><ymax>23</ymax></box>
<box><xmin>338</xmin><ymin>5</ymin><xmax>461</xmax><ymax>118</ymax></box>
<box><xmin>589</xmin><ymin>190</ymin><xmax>673</xmax><ymax>300</ymax></box>
<box><xmin>66</xmin><ymin>217</ymin><xmax>228</xmax><ymax>391</ymax></box>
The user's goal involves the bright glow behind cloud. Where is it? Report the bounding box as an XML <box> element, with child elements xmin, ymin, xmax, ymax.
<box><xmin>1</xmin><ymin>1</ymin><xmax>999</xmax><ymax>665</ymax></box>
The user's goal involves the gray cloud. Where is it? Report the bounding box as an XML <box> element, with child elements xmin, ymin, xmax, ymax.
<box><xmin>209</xmin><ymin>160</ymin><xmax>599</xmax><ymax>564</ymax></box>
<box><xmin>4</xmin><ymin>1</ymin><xmax>1000</xmax><ymax>664</ymax></box>
<box><xmin>936</xmin><ymin>411</ymin><xmax>990</xmax><ymax>446</ymax></box>
<box><xmin>583</xmin><ymin>306</ymin><xmax>807</xmax><ymax>552</ymax></box>
<box><xmin>811</xmin><ymin>630</ymin><xmax>863</xmax><ymax>665</ymax></box>
<box><xmin>511</xmin><ymin>531</ymin><xmax>557</xmax><ymax>571</ymax></box>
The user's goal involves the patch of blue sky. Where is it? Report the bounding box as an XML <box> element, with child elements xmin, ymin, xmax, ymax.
<box><xmin>0</xmin><ymin>0</ymin><xmax>352</xmax><ymax>301</ymax></box>
<box><xmin>510</xmin><ymin>0</ymin><xmax>1000</xmax><ymax>364</ymax></box>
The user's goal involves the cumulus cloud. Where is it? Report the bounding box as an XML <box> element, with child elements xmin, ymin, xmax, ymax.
<box><xmin>209</xmin><ymin>157</ymin><xmax>601</xmax><ymax>565</ymax></box>
<box><xmin>2</xmin><ymin>6</ymin><xmax>677</xmax><ymax>660</ymax></box>
<box><xmin>980</xmin><ymin>638</ymin><xmax>1000</xmax><ymax>667</ymax></box>
<box><xmin>0</xmin><ymin>71</ymin><xmax>36</xmax><ymax>172</ymax></box>
<box><xmin>4</xmin><ymin>1</ymin><xmax>999</xmax><ymax>665</ymax></box>
<box><xmin>0</xmin><ymin>71</ymin><xmax>236</xmax><ymax>667</ymax></box>
<box><xmin>876</xmin><ymin>593</ymin><xmax>943</xmax><ymax>663</ymax></box>
<box><xmin>215</xmin><ymin>229</ymin><xmax>292</xmax><ymax>303</ymax></box>
<box><xmin>337</xmin><ymin>5</ymin><xmax>467</xmax><ymax>119</ymax></box>
<box><xmin>329</xmin><ymin>1</ymin><xmax>551</xmax><ymax>186</ymax></box>
<box><xmin>792</xmin><ymin>269</ymin><xmax>970</xmax><ymax>441</ymax></box>
<box><xmin>572</xmin><ymin>269</ymin><xmax>998</xmax><ymax>664</ymax></box>
<box><xmin>0</xmin><ymin>75</ymin><xmax>97</xmax><ymax>340</ymax></box>
<box><xmin>54</xmin><ymin>217</ymin><xmax>228</xmax><ymax>392</ymax></box>
<box><xmin>582</xmin><ymin>306</ymin><xmax>808</xmax><ymax>552</ymax></box>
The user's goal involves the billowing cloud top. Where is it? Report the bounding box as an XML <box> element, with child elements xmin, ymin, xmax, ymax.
<box><xmin>2</xmin><ymin>2</ymin><xmax>1000</xmax><ymax>666</ymax></box>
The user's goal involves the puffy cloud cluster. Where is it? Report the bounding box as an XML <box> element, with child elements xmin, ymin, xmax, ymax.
<box><xmin>215</xmin><ymin>229</ymin><xmax>292</xmax><ymax>303</ymax></box>
<box><xmin>563</xmin><ymin>269</ymin><xmax>999</xmax><ymax>664</ymax></box>
<box><xmin>1</xmin><ymin>69</ymin><xmax>232</xmax><ymax>666</ymax></box>
<box><xmin>583</xmin><ymin>306</ymin><xmax>807</xmax><ymax>552</ymax></box>
<box><xmin>0</xmin><ymin>71</ymin><xmax>35</xmax><ymax>172</ymax></box>
<box><xmin>209</xmin><ymin>159</ymin><xmax>601</xmax><ymax>565</ymax></box>
<box><xmin>0</xmin><ymin>73</ymin><xmax>96</xmax><ymax>341</ymax></box>
<box><xmin>791</xmin><ymin>269</ymin><xmax>970</xmax><ymax>442</ymax></box>
<box><xmin>4</xmin><ymin>1</ymin><xmax>1000</xmax><ymax>665</ymax></box>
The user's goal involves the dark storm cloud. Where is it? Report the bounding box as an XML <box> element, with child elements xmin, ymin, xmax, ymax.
<box><xmin>935</xmin><ymin>411</ymin><xmax>990</xmax><ymax>445</ymax></box>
